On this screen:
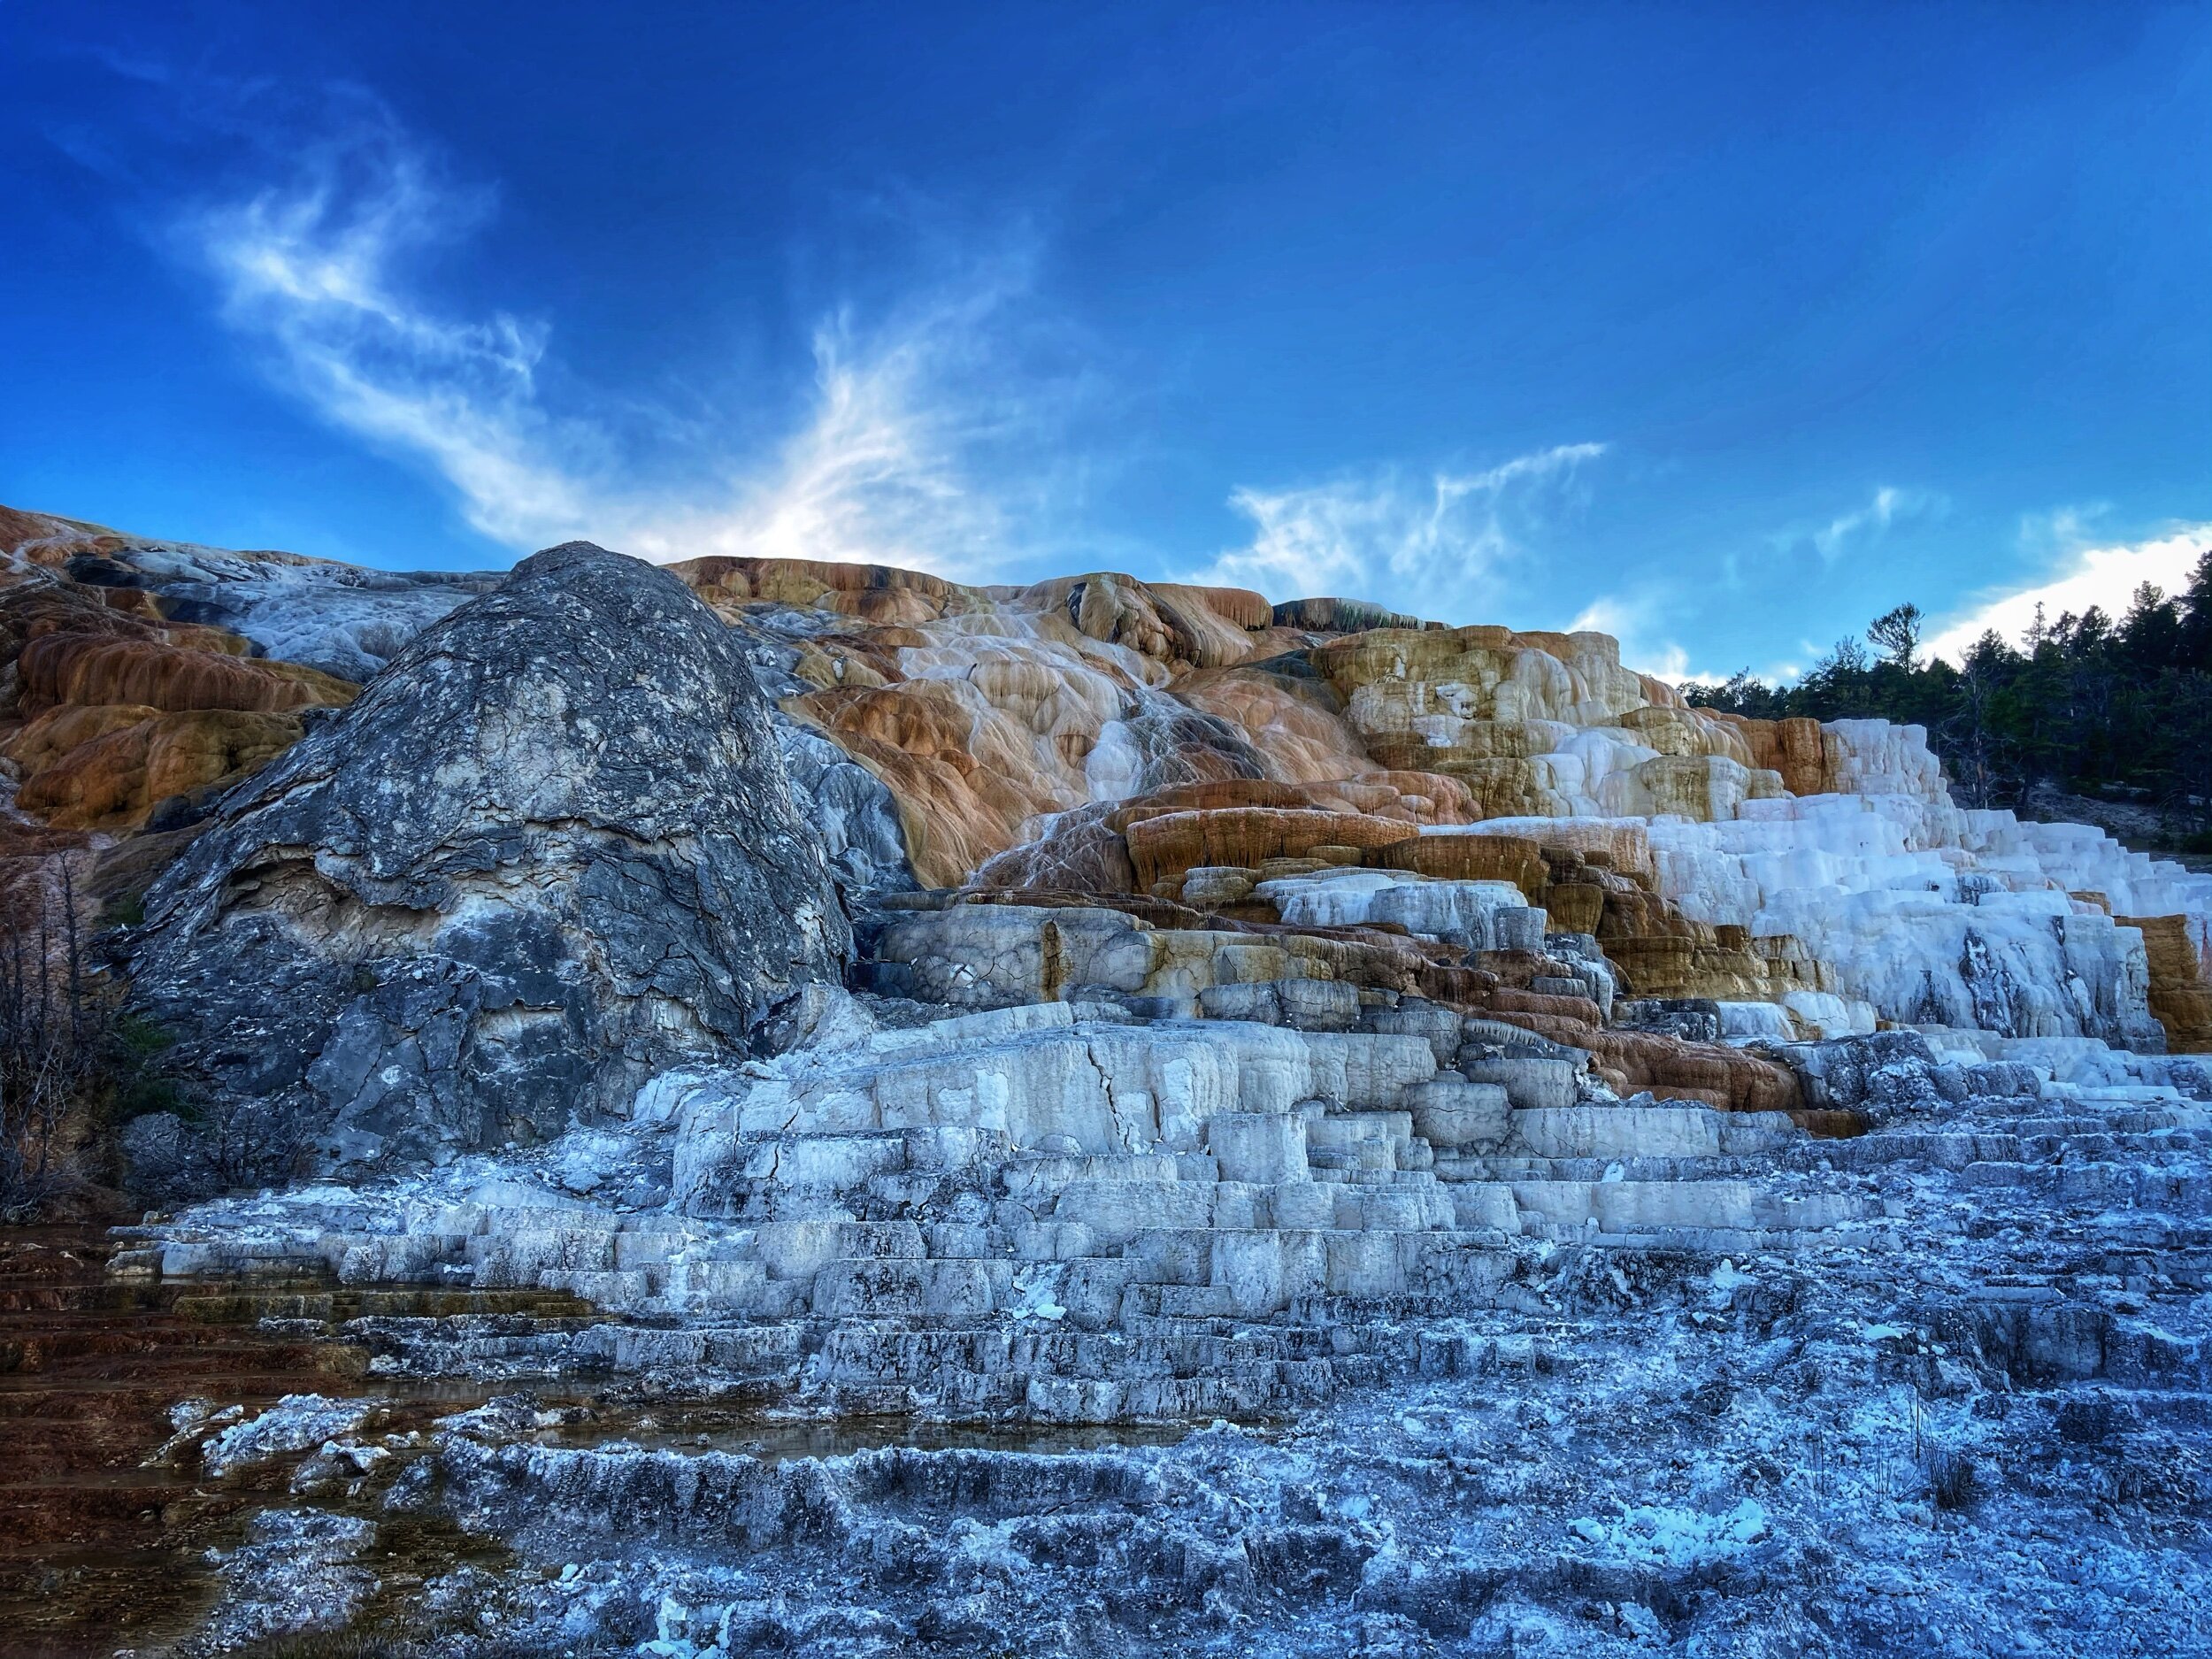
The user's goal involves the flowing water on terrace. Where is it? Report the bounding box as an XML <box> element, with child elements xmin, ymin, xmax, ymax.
<box><xmin>0</xmin><ymin>1226</ymin><xmax>551</xmax><ymax>1657</ymax></box>
<box><xmin>0</xmin><ymin>1227</ymin><xmax>1190</xmax><ymax>1658</ymax></box>
<box><xmin>525</xmin><ymin>1407</ymin><xmax>1192</xmax><ymax>1462</ymax></box>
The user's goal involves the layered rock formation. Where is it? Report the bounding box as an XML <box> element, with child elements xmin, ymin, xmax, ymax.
<box><xmin>1313</xmin><ymin>624</ymin><xmax>1786</xmax><ymax>820</ymax></box>
<box><xmin>16</xmin><ymin>501</ymin><xmax>2211</xmax><ymax>1121</ymax></box>
<box><xmin>0</xmin><ymin>511</ymin><xmax>373</xmax><ymax>891</ymax></box>
<box><xmin>11</xmin><ymin>504</ymin><xmax>497</xmax><ymax>680</ymax></box>
<box><xmin>9</xmin><ymin>503</ymin><xmax>2209</xmax><ymax>1654</ymax></box>
<box><xmin>11</xmin><ymin>498</ymin><xmax>2210</xmax><ymax>1132</ymax></box>
<box><xmin>8</xmin><ymin>705</ymin><xmax>305</xmax><ymax>831</ymax></box>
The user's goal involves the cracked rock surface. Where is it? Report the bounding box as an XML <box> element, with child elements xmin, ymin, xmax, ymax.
<box><xmin>123</xmin><ymin>541</ymin><xmax>850</xmax><ymax>1173</ymax></box>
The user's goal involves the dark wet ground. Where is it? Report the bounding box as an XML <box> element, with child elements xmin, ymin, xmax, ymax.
<box><xmin>530</xmin><ymin>1403</ymin><xmax>1191</xmax><ymax>1462</ymax></box>
<box><xmin>0</xmin><ymin>1227</ymin><xmax>1191</xmax><ymax>1658</ymax></box>
<box><xmin>0</xmin><ymin>1226</ymin><xmax>518</xmax><ymax>1656</ymax></box>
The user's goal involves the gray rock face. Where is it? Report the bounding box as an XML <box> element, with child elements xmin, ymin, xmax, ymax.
<box><xmin>1778</xmin><ymin>1029</ymin><xmax>1941</xmax><ymax>1112</ymax></box>
<box><xmin>720</xmin><ymin>616</ymin><xmax>916</xmax><ymax>902</ymax></box>
<box><xmin>127</xmin><ymin>541</ymin><xmax>850</xmax><ymax>1168</ymax></box>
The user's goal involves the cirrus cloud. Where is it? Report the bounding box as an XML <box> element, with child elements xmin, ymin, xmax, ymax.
<box><xmin>1765</xmin><ymin>484</ymin><xmax>1949</xmax><ymax>568</ymax></box>
<box><xmin>186</xmin><ymin>103</ymin><xmax>1092</xmax><ymax>580</ymax></box>
<box><xmin>1187</xmin><ymin>442</ymin><xmax>1608</xmax><ymax>622</ymax></box>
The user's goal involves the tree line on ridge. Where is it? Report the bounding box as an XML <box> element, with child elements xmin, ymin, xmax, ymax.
<box><xmin>1680</xmin><ymin>549</ymin><xmax>2212</xmax><ymax>848</ymax></box>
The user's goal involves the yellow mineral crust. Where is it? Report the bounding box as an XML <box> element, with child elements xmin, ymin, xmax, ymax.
<box><xmin>1306</xmin><ymin>626</ymin><xmax>1795</xmax><ymax>821</ymax></box>
<box><xmin>2119</xmin><ymin>913</ymin><xmax>2212</xmax><ymax>1053</ymax></box>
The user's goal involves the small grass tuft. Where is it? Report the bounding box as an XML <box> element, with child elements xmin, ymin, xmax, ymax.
<box><xmin>1926</xmin><ymin>1445</ymin><xmax>1978</xmax><ymax>1510</ymax></box>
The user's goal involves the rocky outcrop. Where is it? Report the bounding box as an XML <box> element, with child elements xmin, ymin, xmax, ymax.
<box><xmin>11</xmin><ymin>495</ymin><xmax>2212</xmax><ymax>1141</ymax></box>
<box><xmin>779</xmin><ymin>647</ymin><xmax>1272</xmax><ymax>889</ymax></box>
<box><xmin>125</xmin><ymin>541</ymin><xmax>849</xmax><ymax>1169</ymax></box>
<box><xmin>706</xmin><ymin>610</ymin><xmax>920</xmax><ymax>902</ymax></box>
<box><xmin>1123</xmin><ymin>804</ymin><xmax>1417</xmax><ymax>889</ymax></box>
<box><xmin>671</xmin><ymin>554</ymin><xmax>1302</xmax><ymax>887</ymax></box>
<box><xmin>1271</xmin><ymin>595</ymin><xmax>1434</xmax><ymax>632</ymax></box>
<box><xmin>1709</xmin><ymin>710</ymin><xmax>1839</xmax><ymax>795</ymax></box>
<box><xmin>2124</xmin><ymin>912</ymin><xmax>2212</xmax><ymax>1053</ymax></box>
<box><xmin>5</xmin><ymin>506</ymin><xmax>498</xmax><ymax>680</ymax></box>
<box><xmin>973</xmin><ymin>778</ymin><xmax>1479</xmax><ymax>905</ymax></box>
<box><xmin>1314</xmin><ymin>624</ymin><xmax>1793</xmax><ymax>821</ymax></box>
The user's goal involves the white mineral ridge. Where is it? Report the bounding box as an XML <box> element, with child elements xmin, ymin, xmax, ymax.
<box><xmin>1255</xmin><ymin>867</ymin><xmax>1545</xmax><ymax>950</ymax></box>
<box><xmin>672</xmin><ymin>1004</ymin><xmax>1437</xmax><ymax>1177</ymax></box>
<box><xmin>201</xmin><ymin>1393</ymin><xmax>378</xmax><ymax>1477</ymax></box>
<box><xmin>1443</xmin><ymin>717</ymin><xmax>2212</xmax><ymax>1046</ymax></box>
<box><xmin>1568</xmin><ymin>1497</ymin><xmax>1770</xmax><ymax>1565</ymax></box>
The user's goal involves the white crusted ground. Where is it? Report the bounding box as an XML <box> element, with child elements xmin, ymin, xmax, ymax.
<box><xmin>134</xmin><ymin>996</ymin><xmax>2212</xmax><ymax>1657</ymax></box>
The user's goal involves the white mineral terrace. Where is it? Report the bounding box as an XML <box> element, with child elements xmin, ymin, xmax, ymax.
<box><xmin>47</xmin><ymin>540</ymin><xmax>2210</xmax><ymax>1654</ymax></box>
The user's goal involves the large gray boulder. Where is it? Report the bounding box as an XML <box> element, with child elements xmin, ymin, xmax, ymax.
<box><xmin>127</xmin><ymin>541</ymin><xmax>850</xmax><ymax>1170</ymax></box>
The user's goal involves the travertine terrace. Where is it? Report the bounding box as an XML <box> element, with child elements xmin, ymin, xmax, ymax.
<box><xmin>3</xmin><ymin>507</ymin><xmax>2208</xmax><ymax>1656</ymax></box>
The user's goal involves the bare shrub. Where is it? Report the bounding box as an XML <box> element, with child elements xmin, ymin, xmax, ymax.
<box><xmin>0</xmin><ymin>852</ymin><xmax>99</xmax><ymax>1217</ymax></box>
<box><xmin>151</xmin><ymin>1087</ymin><xmax>318</xmax><ymax>1200</ymax></box>
<box><xmin>1908</xmin><ymin>1397</ymin><xmax>1981</xmax><ymax>1511</ymax></box>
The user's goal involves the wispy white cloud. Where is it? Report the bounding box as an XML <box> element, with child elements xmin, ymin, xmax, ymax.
<box><xmin>2014</xmin><ymin>503</ymin><xmax>2113</xmax><ymax>551</ymax></box>
<box><xmin>619</xmin><ymin>271</ymin><xmax>1055</xmax><ymax>573</ymax></box>
<box><xmin>1778</xmin><ymin>484</ymin><xmax>1949</xmax><ymax>566</ymax></box>
<box><xmin>187</xmin><ymin>107</ymin><xmax>1082</xmax><ymax>579</ymax></box>
<box><xmin>197</xmin><ymin>119</ymin><xmax>596</xmax><ymax>546</ymax></box>
<box><xmin>1565</xmin><ymin>595</ymin><xmax>1646</xmax><ymax>640</ymax></box>
<box><xmin>1188</xmin><ymin>443</ymin><xmax>1607</xmax><ymax>621</ymax></box>
<box><xmin>1925</xmin><ymin>521</ymin><xmax>2212</xmax><ymax>664</ymax></box>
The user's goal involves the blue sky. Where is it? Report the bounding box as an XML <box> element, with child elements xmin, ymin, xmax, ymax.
<box><xmin>4</xmin><ymin>4</ymin><xmax>2208</xmax><ymax>680</ymax></box>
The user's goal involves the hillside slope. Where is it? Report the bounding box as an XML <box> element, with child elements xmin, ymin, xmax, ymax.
<box><xmin>4</xmin><ymin>510</ymin><xmax>2209</xmax><ymax>1656</ymax></box>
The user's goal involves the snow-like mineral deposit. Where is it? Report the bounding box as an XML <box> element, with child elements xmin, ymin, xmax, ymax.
<box><xmin>3</xmin><ymin>508</ymin><xmax>2207</xmax><ymax>1655</ymax></box>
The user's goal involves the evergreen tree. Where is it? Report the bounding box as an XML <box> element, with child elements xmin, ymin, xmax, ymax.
<box><xmin>1679</xmin><ymin>557</ymin><xmax>2212</xmax><ymax>841</ymax></box>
